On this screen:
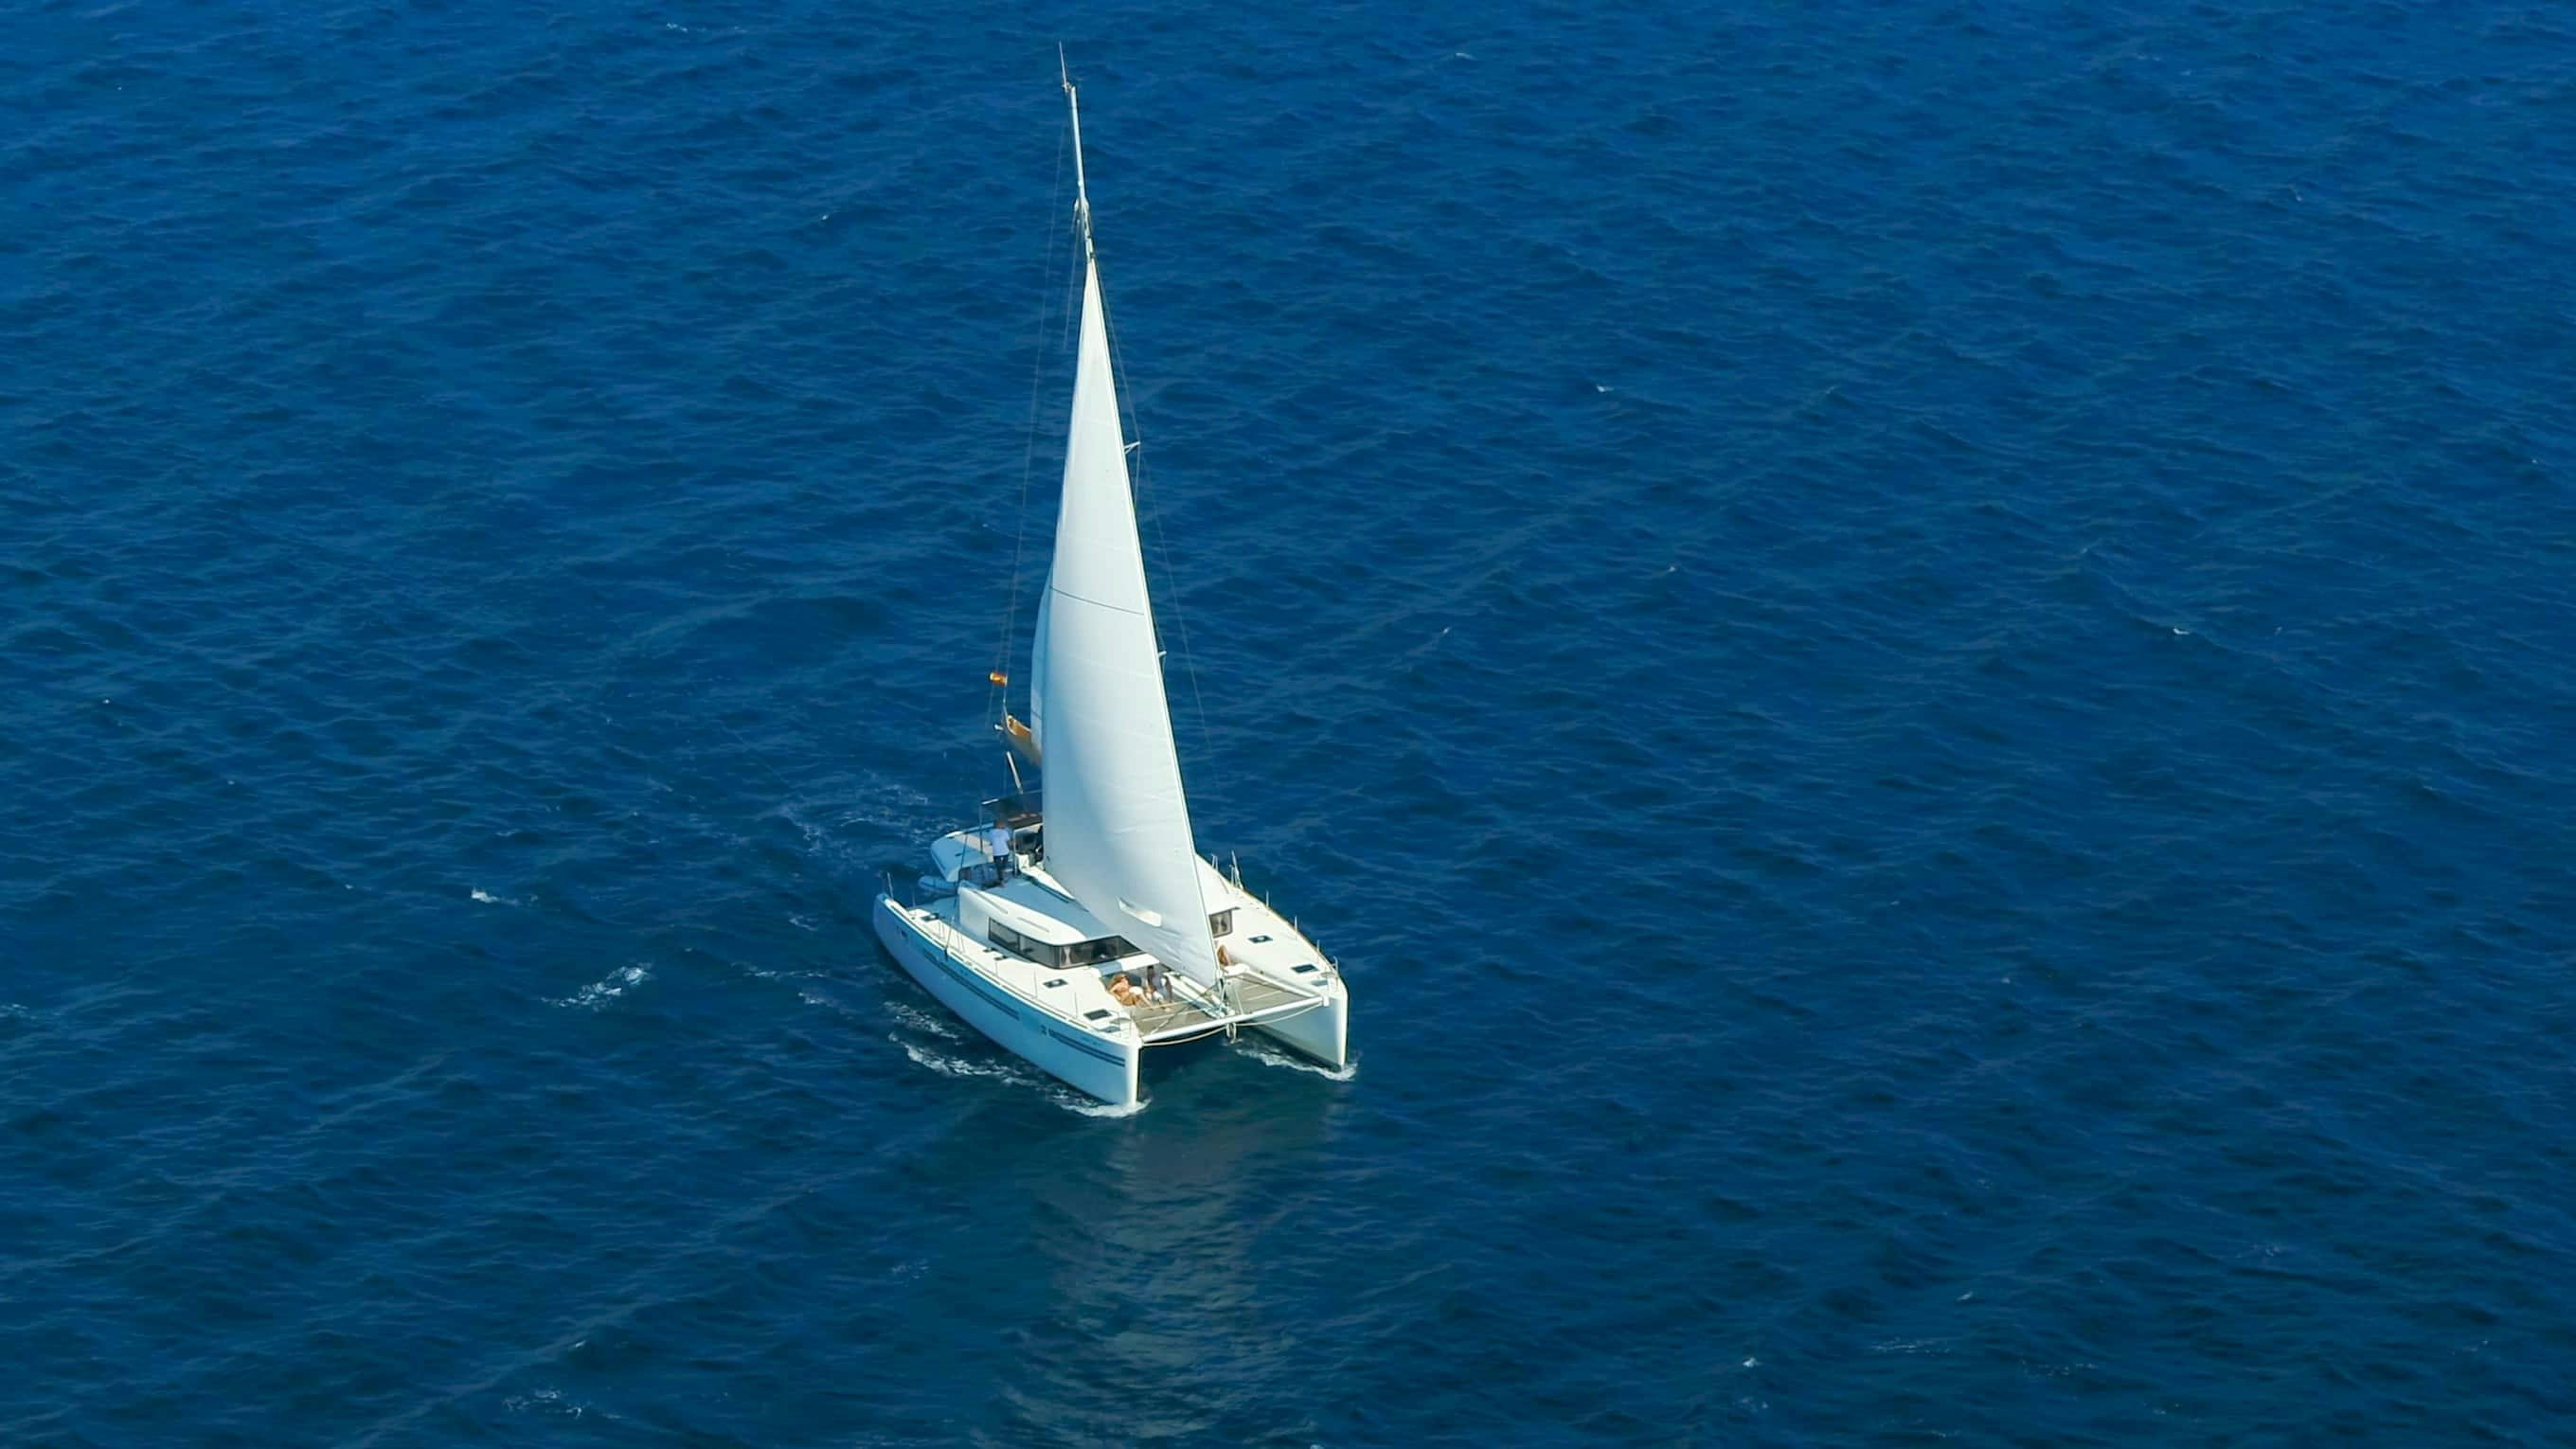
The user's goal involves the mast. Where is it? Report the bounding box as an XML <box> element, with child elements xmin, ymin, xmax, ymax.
<box><xmin>1000</xmin><ymin>51</ymin><xmax>1093</xmax><ymax>776</ymax></box>
<box><xmin>1061</xmin><ymin>46</ymin><xmax>1093</xmax><ymax>259</ymax></box>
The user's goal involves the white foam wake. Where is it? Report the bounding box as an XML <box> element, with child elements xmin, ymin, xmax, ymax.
<box><xmin>504</xmin><ymin>1386</ymin><xmax>589</xmax><ymax>1419</ymax></box>
<box><xmin>895</xmin><ymin>1037</ymin><xmax>1022</xmax><ymax>1082</ymax></box>
<box><xmin>470</xmin><ymin>887</ymin><xmax>522</xmax><ymax>905</ymax></box>
<box><xmin>884</xmin><ymin>1000</ymin><xmax>962</xmax><ymax>1040</ymax></box>
<box><xmin>892</xmin><ymin>1037</ymin><xmax>1147</xmax><ymax>1116</ymax></box>
<box><xmin>1235</xmin><ymin>1039</ymin><xmax>1358</xmax><ymax>1082</ymax></box>
<box><xmin>1052</xmin><ymin>1090</ymin><xmax>1147</xmax><ymax>1118</ymax></box>
<box><xmin>553</xmin><ymin>963</ymin><xmax>649</xmax><ymax>1009</ymax></box>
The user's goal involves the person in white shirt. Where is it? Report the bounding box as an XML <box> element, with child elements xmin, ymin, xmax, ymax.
<box><xmin>985</xmin><ymin>823</ymin><xmax>1014</xmax><ymax>877</ymax></box>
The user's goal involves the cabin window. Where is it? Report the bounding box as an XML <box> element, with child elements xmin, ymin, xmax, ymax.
<box><xmin>1059</xmin><ymin>936</ymin><xmax>1137</xmax><ymax>969</ymax></box>
<box><xmin>1248</xmin><ymin>934</ymin><xmax>1273</xmax><ymax>944</ymax></box>
<box><xmin>987</xmin><ymin>922</ymin><xmax>1060</xmax><ymax>967</ymax></box>
<box><xmin>1292</xmin><ymin>963</ymin><xmax>1318</xmax><ymax>975</ymax></box>
<box><xmin>1208</xmin><ymin>908</ymin><xmax>1235</xmax><ymax>938</ymax></box>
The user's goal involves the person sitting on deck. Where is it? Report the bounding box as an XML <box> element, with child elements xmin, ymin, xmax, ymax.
<box><xmin>1106</xmin><ymin>974</ymin><xmax>1145</xmax><ymax>1007</ymax></box>
<box><xmin>1143</xmin><ymin>962</ymin><xmax>1167</xmax><ymax>1002</ymax></box>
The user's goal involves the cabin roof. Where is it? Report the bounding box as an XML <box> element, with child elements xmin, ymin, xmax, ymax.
<box><xmin>961</xmin><ymin>876</ymin><xmax>1123</xmax><ymax>947</ymax></box>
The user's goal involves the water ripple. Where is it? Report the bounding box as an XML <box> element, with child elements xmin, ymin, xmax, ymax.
<box><xmin>4</xmin><ymin>1</ymin><xmax>2572</xmax><ymax>1444</ymax></box>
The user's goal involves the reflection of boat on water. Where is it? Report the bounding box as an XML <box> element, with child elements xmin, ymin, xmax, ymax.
<box><xmin>847</xmin><ymin>1043</ymin><xmax>1348</xmax><ymax>1438</ymax></box>
<box><xmin>873</xmin><ymin>62</ymin><xmax>1350</xmax><ymax>1108</ymax></box>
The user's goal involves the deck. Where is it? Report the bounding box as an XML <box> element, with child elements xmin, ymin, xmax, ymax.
<box><xmin>1132</xmin><ymin>974</ymin><xmax>1323</xmax><ymax>1045</ymax></box>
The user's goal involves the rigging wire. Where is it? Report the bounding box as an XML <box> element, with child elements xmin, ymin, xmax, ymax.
<box><xmin>986</xmin><ymin>118</ymin><xmax>1072</xmax><ymax>760</ymax></box>
<box><xmin>1097</xmin><ymin>256</ymin><xmax>1217</xmax><ymax>778</ymax></box>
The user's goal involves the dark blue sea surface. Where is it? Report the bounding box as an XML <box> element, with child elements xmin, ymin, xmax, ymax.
<box><xmin>6</xmin><ymin>2</ymin><xmax>2574</xmax><ymax>1443</ymax></box>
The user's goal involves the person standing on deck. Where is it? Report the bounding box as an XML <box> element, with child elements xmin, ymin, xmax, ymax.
<box><xmin>984</xmin><ymin>822</ymin><xmax>1014</xmax><ymax>879</ymax></box>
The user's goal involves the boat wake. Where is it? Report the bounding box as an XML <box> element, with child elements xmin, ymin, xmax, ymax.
<box><xmin>1051</xmin><ymin>1089</ymin><xmax>1146</xmax><ymax>1118</ymax></box>
<box><xmin>552</xmin><ymin>963</ymin><xmax>649</xmax><ymax>1009</ymax></box>
<box><xmin>1236</xmin><ymin>1039</ymin><xmax>1358</xmax><ymax>1082</ymax></box>
<box><xmin>893</xmin><ymin>1037</ymin><xmax>1146</xmax><ymax>1116</ymax></box>
<box><xmin>884</xmin><ymin>1000</ymin><xmax>962</xmax><ymax>1040</ymax></box>
<box><xmin>894</xmin><ymin>1037</ymin><xmax>1023</xmax><ymax>1082</ymax></box>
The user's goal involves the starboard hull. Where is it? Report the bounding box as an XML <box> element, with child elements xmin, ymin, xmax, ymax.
<box><xmin>873</xmin><ymin>895</ymin><xmax>1141</xmax><ymax>1108</ymax></box>
<box><xmin>1251</xmin><ymin>975</ymin><xmax>1349</xmax><ymax>1070</ymax></box>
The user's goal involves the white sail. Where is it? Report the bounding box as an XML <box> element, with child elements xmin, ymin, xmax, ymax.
<box><xmin>1030</xmin><ymin>137</ymin><xmax>1220</xmax><ymax>991</ymax></box>
<box><xmin>1027</xmin><ymin>578</ymin><xmax>1049</xmax><ymax>754</ymax></box>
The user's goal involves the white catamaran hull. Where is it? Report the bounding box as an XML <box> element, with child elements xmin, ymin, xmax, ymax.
<box><xmin>1252</xmin><ymin>976</ymin><xmax>1348</xmax><ymax>1069</ymax></box>
<box><xmin>873</xmin><ymin>896</ymin><xmax>1141</xmax><ymax>1107</ymax></box>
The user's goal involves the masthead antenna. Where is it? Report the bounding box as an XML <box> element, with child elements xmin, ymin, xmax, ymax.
<box><xmin>1059</xmin><ymin>45</ymin><xmax>1093</xmax><ymax>256</ymax></box>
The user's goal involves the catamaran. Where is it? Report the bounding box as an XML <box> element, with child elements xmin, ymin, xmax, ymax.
<box><xmin>872</xmin><ymin>64</ymin><xmax>1351</xmax><ymax>1108</ymax></box>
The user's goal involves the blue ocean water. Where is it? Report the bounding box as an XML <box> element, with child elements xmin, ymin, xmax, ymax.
<box><xmin>6</xmin><ymin>0</ymin><xmax>2574</xmax><ymax>1442</ymax></box>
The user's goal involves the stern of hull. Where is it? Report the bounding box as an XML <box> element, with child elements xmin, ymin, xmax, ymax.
<box><xmin>1250</xmin><ymin>976</ymin><xmax>1348</xmax><ymax>1071</ymax></box>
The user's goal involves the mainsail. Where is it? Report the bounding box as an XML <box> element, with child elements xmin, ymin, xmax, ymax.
<box><xmin>1029</xmin><ymin>73</ymin><xmax>1221</xmax><ymax>991</ymax></box>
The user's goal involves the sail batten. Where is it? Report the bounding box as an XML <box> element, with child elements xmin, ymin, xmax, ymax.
<box><xmin>1028</xmin><ymin>199</ymin><xmax>1220</xmax><ymax>990</ymax></box>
